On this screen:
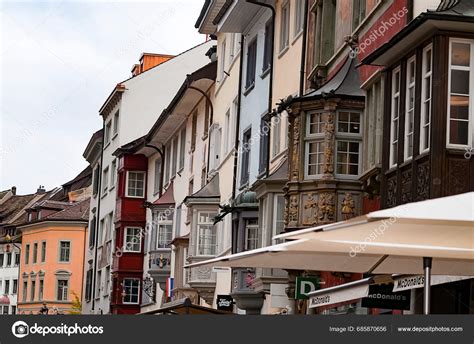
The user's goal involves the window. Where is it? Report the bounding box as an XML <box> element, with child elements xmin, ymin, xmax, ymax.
<box><xmin>448</xmin><ymin>39</ymin><xmax>472</xmax><ymax>147</ymax></box>
<box><xmin>33</xmin><ymin>243</ymin><xmax>38</xmax><ymax>264</ymax></box>
<box><xmin>179</xmin><ymin>127</ymin><xmax>186</xmax><ymax>170</ymax></box>
<box><xmin>27</xmin><ymin>212</ymin><xmax>32</xmax><ymax>222</ymax></box>
<box><xmin>294</xmin><ymin>0</ymin><xmax>305</xmax><ymax>36</ymax></box>
<box><xmin>364</xmin><ymin>78</ymin><xmax>384</xmax><ymax>170</ymax></box>
<box><xmin>124</xmin><ymin>227</ymin><xmax>142</xmax><ymax>253</ymax></box>
<box><xmin>336</xmin><ymin>111</ymin><xmax>362</xmax><ymax>176</ymax></box>
<box><xmin>37</xmin><ymin>211</ymin><xmax>42</xmax><ymax>220</ymax></box>
<box><xmin>204</xmin><ymin>98</ymin><xmax>211</xmax><ymax>138</ymax></box>
<box><xmin>263</xmin><ymin>19</ymin><xmax>273</xmax><ymax>72</ymax></box>
<box><xmin>12</xmin><ymin>279</ymin><xmax>18</xmax><ymax>294</ymax></box>
<box><xmin>312</xmin><ymin>0</ymin><xmax>336</xmax><ymax>66</ymax></box>
<box><xmin>59</xmin><ymin>241</ymin><xmax>71</xmax><ymax>262</ymax></box>
<box><xmin>0</xmin><ymin>253</ymin><xmax>3</xmax><ymax>267</ymax></box>
<box><xmin>39</xmin><ymin>279</ymin><xmax>44</xmax><ymax>301</ymax></box>
<box><xmin>280</xmin><ymin>1</ymin><xmax>290</xmax><ymax>52</ymax></box>
<box><xmin>5</xmin><ymin>279</ymin><xmax>10</xmax><ymax>294</ymax></box>
<box><xmin>156</xmin><ymin>211</ymin><xmax>173</xmax><ymax>248</ymax></box>
<box><xmin>25</xmin><ymin>244</ymin><xmax>30</xmax><ymax>264</ymax></box>
<box><xmin>352</xmin><ymin>0</ymin><xmax>366</xmax><ymax>30</ymax></box>
<box><xmin>273</xmin><ymin>195</ymin><xmax>285</xmax><ymax>240</ymax></box>
<box><xmin>405</xmin><ymin>56</ymin><xmax>416</xmax><ymax>160</ymax></box>
<box><xmin>98</xmin><ymin>219</ymin><xmax>104</xmax><ymax>245</ymax></box>
<box><xmin>171</xmin><ymin>137</ymin><xmax>178</xmax><ymax>177</ymax></box>
<box><xmin>390</xmin><ymin>67</ymin><xmax>401</xmax><ymax>167</ymax></box>
<box><xmin>306</xmin><ymin>112</ymin><xmax>325</xmax><ymax>176</ymax></box>
<box><xmin>104</xmin><ymin>266</ymin><xmax>111</xmax><ymax>296</ymax></box>
<box><xmin>96</xmin><ymin>270</ymin><xmax>102</xmax><ymax>297</ymax></box>
<box><xmin>272</xmin><ymin>114</ymin><xmax>282</xmax><ymax>158</ymax></box>
<box><xmin>105</xmin><ymin>213</ymin><xmax>113</xmax><ymax>242</ymax></box>
<box><xmin>164</xmin><ymin>146</ymin><xmax>170</xmax><ymax>185</ymax></box>
<box><xmin>57</xmin><ymin>279</ymin><xmax>68</xmax><ymax>301</ymax></box>
<box><xmin>2</xmin><ymin>306</ymin><xmax>8</xmax><ymax>314</ymax></box>
<box><xmin>22</xmin><ymin>281</ymin><xmax>27</xmax><ymax>302</ymax></box>
<box><xmin>220</xmin><ymin>39</ymin><xmax>227</xmax><ymax>81</ymax></box>
<box><xmin>420</xmin><ymin>45</ymin><xmax>432</xmax><ymax>152</ymax></box>
<box><xmin>113</xmin><ymin>110</ymin><xmax>119</xmax><ymax>135</ymax></box>
<box><xmin>102</xmin><ymin>167</ymin><xmax>109</xmax><ymax>194</ymax></box>
<box><xmin>6</xmin><ymin>252</ymin><xmax>12</xmax><ymax>266</ymax></box>
<box><xmin>126</xmin><ymin>171</ymin><xmax>146</xmax><ymax>198</ymax></box>
<box><xmin>93</xmin><ymin>165</ymin><xmax>100</xmax><ymax>196</ymax></box>
<box><xmin>245</xmin><ymin>218</ymin><xmax>259</xmax><ymax>250</ymax></box>
<box><xmin>191</xmin><ymin>110</ymin><xmax>198</xmax><ymax>151</ymax></box>
<box><xmin>245</xmin><ymin>38</ymin><xmax>257</xmax><ymax>89</ymax></box>
<box><xmin>122</xmin><ymin>278</ymin><xmax>140</xmax><ymax>304</ymax></box>
<box><xmin>89</xmin><ymin>216</ymin><xmax>96</xmax><ymax>248</ymax></box>
<box><xmin>104</xmin><ymin>120</ymin><xmax>112</xmax><ymax>145</ymax></box>
<box><xmin>85</xmin><ymin>269</ymin><xmax>92</xmax><ymax>302</ymax></box>
<box><xmin>30</xmin><ymin>280</ymin><xmax>35</xmax><ymax>301</ymax></box>
<box><xmin>224</xmin><ymin>109</ymin><xmax>232</xmax><ymax>154</ymax></box>
<box><xmin>11</xmin><ymin>306</ymin><xmax>16</xmax><ymax>315</ymax></box>
<box><xmin>154</xmin><ymin>158</ymin><xmax>161</xmax><ymax>195</ymax></box>
<box><xmin>209</xmin><ymin>126</ymin><xmax>222</xmax><ymax>171</ymax></box>
<box><xmin>41</xmin><ymin>241</ymin><xmax>46</xmax><ymax>262</ymax></box>
<box><xmin>197</xmin><ymin>212</ymin><xmax>217</xmax><ymax>256</ymax></box>
<box><xmin>111</xmin><ymin>159</ymin><xmax>117</xmax><ymax>188</ymax></box>
<box><xmin>240</xmin><ymin>128</ymin><xmax>252</xmax><ymax>186</ymax></box>
<box><xmin>14</xmin><ymin>252</ymin><xmax>20</xmax><ymax>266</ymax></box>
<box><xmin>259</xmin><ymin>117</ymin><xmax>269</xmax><ymax>174</ymax></box>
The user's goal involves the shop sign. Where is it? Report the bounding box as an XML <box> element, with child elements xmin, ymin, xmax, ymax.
<box><xmin>361</xmin><ymin>284</ymin><xmax>410</xmax><ymax>310</ymax></box>
<box><xmin>216</xmin><ymin>295</ymin><xmax>234</xmax><ymax>311</ymax></box>
<box><xmin>295</xmin><ymin>277</ymin><xmax>319</xmax><ymax>300</ymax></box>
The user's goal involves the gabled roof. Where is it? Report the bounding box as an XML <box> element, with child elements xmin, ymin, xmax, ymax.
<box><xmin>152</xmin><ymin>182</ymin><xmax>175</xmax><ymax>206</ymax></box>
<box><xmin>362</xmin><ymin>0</ymin><xmax>474</xmax><ymax>66</ymax></box>
<box><xmin>184</xmin><ymin>175</ymin><xmax>220</xmax><ymax>206</ymax></box>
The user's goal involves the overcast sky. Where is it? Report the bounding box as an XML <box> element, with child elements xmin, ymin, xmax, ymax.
<box><xmin>0</xmin><ymin>0</ymin><xmax>206</xmax><ymax>194</ymax></box>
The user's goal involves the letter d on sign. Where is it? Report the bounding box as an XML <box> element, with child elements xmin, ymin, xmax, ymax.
<box><xmin>295</xmin><ymin>277</ymin><xmax>320</xmax><ymax>300</ymax></box>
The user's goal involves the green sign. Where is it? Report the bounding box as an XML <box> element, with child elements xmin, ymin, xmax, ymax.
<box><xmin>295</xmin><ymin>277</ymin><xmax>320</xmax><ymax>300</ymax></box>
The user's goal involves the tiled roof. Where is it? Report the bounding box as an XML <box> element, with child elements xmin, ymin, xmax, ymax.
<box><xmin>0</xmin><ymin>194</ymin><xmax>37</xmax><ymax>225</ymax></box>
<box><xmin>42</xmin><ymin>198</ymin><xmax>90</xmax><ymax>222</ymax></box>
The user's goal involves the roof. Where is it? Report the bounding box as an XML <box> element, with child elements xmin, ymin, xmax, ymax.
<box><xmin>298</xmin><ymin>56</ymin><xmax>364</xmax><ymax>101</ymax></box>
<box><xmin>62</xmin><ymin>166</ymin><xmax>92</xmax><ymax>188</ymax></box>
<box><xmin>83</xmin><ymin>129</ymin><xmax>103</xmax><ymax>161</ymax></box>
<box><xmin>0</xmin><ymin>194</ymin><xmax>37</xmax><ymax>225</ymax></box>
<box><xmin>43</xmin><ymin>198</ymin><xmax>90</xmax><ymax>222</ymax></box>
<box><xmin>30</xmin><ymin>200</ymin><xmax>70</xmax><ymax>211</ymax></box>
<box><xmin>141</xmin><ymin>297</ymin><xmax>231</xmax><ymax>315</ymax></box>
<box><xmin>362</xmin><ymin>0</ymin><xmax>474</xmax><ymax>65</ymax></box>
<box><xmin>152</xmin><ymin>182</ymin><xmax>175</xmax><ymax>206</ymax></box>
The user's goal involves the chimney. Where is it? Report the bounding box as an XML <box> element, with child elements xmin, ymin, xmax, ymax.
<box><xmin>131</xmin><ymin>53</ymin><xmax>174</xmax><ymax>76</ymax></box>
<box><xmin>37</xmin><ymin>185</ymin><xmax>46</xmax><ymax>194</ymax></box>
<box><xmin>11</xmin><ymin>186</ymin><xmax>16</xmax><ymax>196</ymax></box>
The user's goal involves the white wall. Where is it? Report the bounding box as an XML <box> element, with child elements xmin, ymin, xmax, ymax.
<box><xmin>0</xmin><ymin>248</ymin><xmax>20</xmax><ymax>314</ymax></box>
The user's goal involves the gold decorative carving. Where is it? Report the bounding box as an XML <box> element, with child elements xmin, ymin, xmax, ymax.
<box><xmin>288</xmin><ymin>195</ymin><xmax>299</xmax><ymax>227</ymax></box>
<box><xmin>303</xmin><ymin>193</ymin><xmax>318</xmax><ymax>226</ymax></box>
<box><xmin>317</xmin><ymin>193</ymin><xmax>335</xmax><ymax>223</ymax></box>
<box><xmin>341</xmin><ymin>193</ymin><xmax>356</xmax><ymax>220</ymax></box>
<box><xmin>291</xmin><ymin>116</ymin><xmax>301</xmax><ymax>181</ymax></box>
<box><xmin>322</xmin><ymin>113</ymin><xmax>335</xmax><ymax>177</ymax></box>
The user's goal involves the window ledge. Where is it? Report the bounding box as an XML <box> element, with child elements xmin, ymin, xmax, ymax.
<box><xmin>103</xmin><ymin>141</ymin><xmax>111</xmax><ymax>150</ymax></box>
<box><xmin>291</xmin><ymin>30</ymin><xmax>303</xmax><ymax>46</ymax></box>
<box><xmin>101</xmin><ymin>191</ymin><xmax>108</xmax><ymax>199</ymax></box>
<box><xmin>112</xmin><ymin>132</ymin><xmax>118</xmax><ymax>140</ymax></box>
<box><xmin>238</xmin><ymin>182</ymin><xmax>249</xmax><ymax>191</ymax></box>
<box><xmin>278</xmin><ymin>45</ymin><xmax>289</xmax><ymax>59</ymax></box>
<box><xmin>260</xmin><ymin>67</ymin><xmax>271</xmax><ymax>79</ymax></box>
<box><xmin>243</xmin><ymin>83</ymin><xmax>255</xmax><ymax>96</ymax></box>
<box><xmin>109</xmin><ymin>185</ymin><xmax>115</xmax><ymax>191</ymax></box>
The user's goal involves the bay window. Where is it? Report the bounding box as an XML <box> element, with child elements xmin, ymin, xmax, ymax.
<box><xmin>197</xmin><ymin>212</ymin><xmax>217</xmax><ymax>256</ymax></box>
<box><xmin>420</xmin><ymin>45</ymin><xmax>432</xmax><ymax>152</ymax></box>
<box><xmin>305</xmin><ymin>111</ymin><xmax>324</xmax><ymax>177</ymax></box>
<box><xmin>156</xmin><ymin>211</ymin><xmax>173</xmax><ymax>248</ymax></box>
<box><xmin>448</xmin><ymin>39</ymin><xmax>473</xmax><ymax>147</ymax></box>
<box><xmin>124</xmin><ymin>227</ymin><xmax>142</xmax><ymax>253</ymax></box>
<box><xmin>273</xmin><ymin>195</ymin><xmax>285</xmax><ymax>242</ymax></box>
<box><xmin>126</xmin><ymin>171</ymin><xmax>145</xmax><ymax>198</ymax></box>
<box><xmin>122</xmin><ymin>278</ymin><xmax>140</xmax><ymax>304</ymax></box>
<box><xmin>404</xmin><ymin>56</ymin><xmax>416</xmax><ymax>160</ymax></box>
<box><xmin>390</xmin><ymin>67</ymin><xmax>401</xmax><ymax>167</ymax></box>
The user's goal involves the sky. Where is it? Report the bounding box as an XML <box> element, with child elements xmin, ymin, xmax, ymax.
<box><xmin>0</xmin><ymin>0</ymin><xmax>206</xmax><ymax>194</ymax></box>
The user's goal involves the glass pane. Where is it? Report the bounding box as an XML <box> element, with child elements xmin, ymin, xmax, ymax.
<box><xmin>349</xmin><ymin>142</ymin><xmax>359</xmax><ymax>152</ymax></box>
<box><xmin>451</xmin><ymin>42</ymin><xmax>470</xmax><ymax>66</ymax></box>
<box><xmin>424</xmin><ymin>77</ymin><xmax>431</xmax><ymax>100</ymax></box>
<box><xmin>451</xmin><ymin>70</ymin><xmax>470</xmax><ymax>94</ymax></box>
<box><xmin>425</xmin><ymin>49</ymin><xmax>432</xmax><ymax>72</ymax></box>
<box><xmin>450</xmin><ymin>120</ymin><xmax>469</xmax><ymax>145</ymax></box>
<box><xmin>339</xmin><ymin>112</ymin><xmax>349</xmax><ymax>122</ymax></box>
<box><xmin>348</xmin><ymin>164</ymin><xmax>359</xmax><ymax>175</ymax></box>
<box><xmin>450</xmin><ymin>95</ymin><xmax>469</xmax><ymax>120</ymax></box>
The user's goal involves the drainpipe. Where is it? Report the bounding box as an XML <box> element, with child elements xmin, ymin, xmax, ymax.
<box><xmin>246</xmin><ymin>0</ymin><xmax>275</xmax><ymax>177</ymax></box>
<box><xmin>299</xmin><ymin>0</ymin><xmax>309</xmax><ymax>97</ymax></box>
<box><xmin>91</xmin><ymin>120</ymin><xmax>105</xmax><ymax>312</ymax></box>
<box><xmin>232</xmin><ymin>35</ymin><xmax>245</xmax><ymax>201</ymax></box>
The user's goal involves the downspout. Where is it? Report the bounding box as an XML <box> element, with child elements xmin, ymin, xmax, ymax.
<box><xmin>91</xmin><ymin>120</ymin><xmax>105</xmax><ymax>311</ymax></box>
<box><xmin>246</xmin><ymin>0</ymin><xmax>275</xmax><ymax>177</ymax></box>
<box><xmin>187</xmin><ymin>84</ymin><xmax>214</xmax><ymax>180</ymax></box>
<box><xmin>232</xmin><ymin>35</ymin><xmax>245</xmax><ymax>201</ymax></box>
<box><xmin>299</xmin><ymin>0</ymin><xmax>309</xmax><ymax>97</ymax></box>
<box><xmin>144</xmin><ymin>144</ymin><xmax>164</xmax><ymax>198</ymax></box>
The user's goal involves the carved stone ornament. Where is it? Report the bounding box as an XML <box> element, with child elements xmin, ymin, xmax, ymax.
<box><xmin>386</xmin><ymin>177</ymin><xmax>397</xmax><ymax>208</ymax></box>
<box><xmin>401</xmin><ymin>169</ymin><xmax>412</xmax><ymax>204</ymax></box>
<box><xmin>283</xmin><ymin>196</ymin><xmax>289</xmax><ymax>226</ymax></box>
<box><xmin>291</xmin><ymin>116</ymin><xmax>301</xmax><ymax>181</ymax></box>
<box><xmin>416</xmin><ymin>163</ymin><xmax>430</xmax><ymax>201</ymax></box>
<box><xmin>317</xmin><ymin>193</ymin><xmax>335</xmax><ymax>223</ymax></box>
<box><xmin>341</xmin><ymin>193</ymin><xmax>356</xmax><ymax>220</ymax></box>
<box><xmin>288</xmin><ymin>195</ymin><xmax>299</xmax><ymax>227</ymax></box>
<box><xmin>303</xmin><ymin>193</ymin><xmax>318</xmax><ymax>226</ymax></box>
<box><xmin>322</xmin><ymin>113</ymin><xmax>335</xmax><ymax>177</ymax></box>
<box><xmin>196</xmin><ymin>266</ymin><xmax>212</xmax><ymax>280</ymax></box>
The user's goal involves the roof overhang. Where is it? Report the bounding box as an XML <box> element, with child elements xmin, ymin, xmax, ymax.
<box><xmin>362</xmin><ymin>14</ymin><xmax>474</xmax><ymax>66</ymax></box>
<box><xmin>98</xmin><ymin>84</ymin><xmax>126</xmax><ymax>118</ymax></box>
<box><xmin>217</xmin><ymin>0</ymin><xmax>274</xmax><ymax>33</ymax></box>
<box><xmin>195</xmin><ymin>0</ymin><xmax>229</xmax><ymax>35</ymax></box>
<box><xmin>83</xmin><ymin>130</ymin><xmax>103</xmax><ymax>163</ymax></box>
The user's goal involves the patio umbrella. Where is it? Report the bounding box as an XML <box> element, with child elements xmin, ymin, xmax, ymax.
<box><xmin>186</xmin><ymin>192</ymin><xmax>474</xmax><ymax>314</ymax></box>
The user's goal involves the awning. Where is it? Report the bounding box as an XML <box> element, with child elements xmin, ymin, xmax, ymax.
<box><xmin>140</xmin><ymin>298</ymin><xmax>231</xmax><ymax>315</ymax></box>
